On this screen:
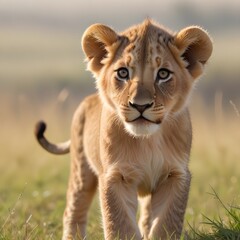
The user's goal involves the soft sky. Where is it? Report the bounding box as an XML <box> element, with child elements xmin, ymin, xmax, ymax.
<box><xmin>1</xmin><ymin>0</ymin><xmax>239</xmax><ymax>33</ymax></box>
<box><xmin>1</xmin><ymin>0</ymin><xmax>239</xmax><ymax>17</ymax></box>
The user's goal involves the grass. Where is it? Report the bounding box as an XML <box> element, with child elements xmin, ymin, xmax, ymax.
<box><xmin>0</xmin><ymin>190</ymin><xmax>239</xmax><ymax>240</ymax></box>
<box><xmin>188</xmin><ymin>189</ymin><xmax>240</xmax><ymax>240</ymax></box>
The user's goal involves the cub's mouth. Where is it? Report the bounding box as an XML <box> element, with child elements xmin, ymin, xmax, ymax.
<box><xmin>127</xmin><ymin>115</ymin><xmax>161</xmax><ymax>125</ymax></box>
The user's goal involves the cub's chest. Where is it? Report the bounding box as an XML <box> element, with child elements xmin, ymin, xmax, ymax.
<box><xmin>102</xmin><ymin>124</ymin><xmax>185</xmax><ymax>195</ymax></box>
<box><xmin>115</xmin><ymin>138</ymin><xmax>171</xmax><ymax>196</ymax></box>
<box><xmin>136</xmin><ymin>144</ymin><xmax>167</xmax><ymax>196</ymax></box>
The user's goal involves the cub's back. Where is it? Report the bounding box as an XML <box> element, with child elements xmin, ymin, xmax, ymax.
<box><xmin>71</xmin><ymin>93</ymin><xmax>102</xmax><ymax>173</ymax></box>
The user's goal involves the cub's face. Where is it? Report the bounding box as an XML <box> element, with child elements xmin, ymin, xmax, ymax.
<box><xmin>82</xmin><ymin>20</ymin><xmax>212</xmax><ymax>137</ymax></box>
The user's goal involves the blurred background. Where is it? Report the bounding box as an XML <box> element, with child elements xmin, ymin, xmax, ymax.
<box><xmin>1</xmin><ymin>0</ymin><xmax>240</xmax><ymax>100</ymax></box>
<box><xmin>0</xmin><ymin>0</ymin><xmax>239</xmax><ymax>238</ymax></box>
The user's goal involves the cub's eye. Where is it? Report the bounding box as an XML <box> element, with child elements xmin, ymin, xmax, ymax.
<box><xmin>156</xmin><ymin>68</ymin><xmax>173</xmax><ymax>82</ymax></box>
<box><xmin>115</xmin><ymin>67</ymin><xmax>129</xmax><ymax>81</ymax></box>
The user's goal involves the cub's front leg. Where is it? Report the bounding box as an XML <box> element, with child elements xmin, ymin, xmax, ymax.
<box><xmin>149</xmin><ymin>168</ymin><xmax>191</xmax><ymax>239</ymax></box>
<box><xmin>99</xmin><ymin>168</ymin><xmax>142</xmax><ymax>240</ymax></box>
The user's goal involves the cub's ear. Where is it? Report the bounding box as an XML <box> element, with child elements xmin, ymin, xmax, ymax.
<box><xmin>82</xmin><ymin>24</ymin><xmax>118</xmax><ymax>73</ymax></box>
<box><xmin>174</xmin><ymin>26</ymin><xmax>213</xmax><ymax>79</ymax></box>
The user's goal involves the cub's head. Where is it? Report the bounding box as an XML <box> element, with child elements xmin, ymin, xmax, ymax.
<box><xmin>82</xmin><ymin>20</ymin><xmax>212</xmax><ymax>137</ymax></box>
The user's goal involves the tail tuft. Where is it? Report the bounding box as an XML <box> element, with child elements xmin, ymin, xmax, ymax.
<box><xmin>35</xmin><ymin>121</ymin><xmax>46</xmax><ymax>140</ymax></box>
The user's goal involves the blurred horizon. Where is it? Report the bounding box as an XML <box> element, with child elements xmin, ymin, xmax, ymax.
<box><xmin>1</xmin><ymin>0</ymin><xmax>240</xmax><ymax>32</ymax></box>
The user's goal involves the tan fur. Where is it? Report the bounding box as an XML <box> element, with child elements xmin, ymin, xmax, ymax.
<box><xmin>35</xmin><ymin>20</ymin><xmax>212</xmax><ymax>240</ymax></box>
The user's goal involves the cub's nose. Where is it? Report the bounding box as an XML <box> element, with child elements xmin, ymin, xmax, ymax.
<box><xmin>129</xmin><ymin>102</ymin><xmax>153</xmax><ymax>114</ymax></box>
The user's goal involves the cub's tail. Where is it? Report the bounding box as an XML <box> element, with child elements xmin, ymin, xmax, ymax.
<box><xmin>35</xmin><ymin>121</ymin><xmax>70</xmax><ymax>155</ymax></box>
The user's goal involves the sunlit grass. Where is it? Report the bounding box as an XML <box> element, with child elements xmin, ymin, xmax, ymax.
<box><xmin>188</xmin><ymin>189</ymin><xmax>240</xmax><ymax>240</ymax></box>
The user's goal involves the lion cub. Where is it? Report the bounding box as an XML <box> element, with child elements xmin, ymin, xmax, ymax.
<box><xmin>35</xmin><ymin>19</ymin><xmax>212</xmax><ymax>239</ymax></box>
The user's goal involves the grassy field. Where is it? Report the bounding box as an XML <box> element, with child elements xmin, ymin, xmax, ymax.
<box><xmin>0</xmin><ymin>90</ymin><xmax>239</xmax><ymax>239</ymax></box>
